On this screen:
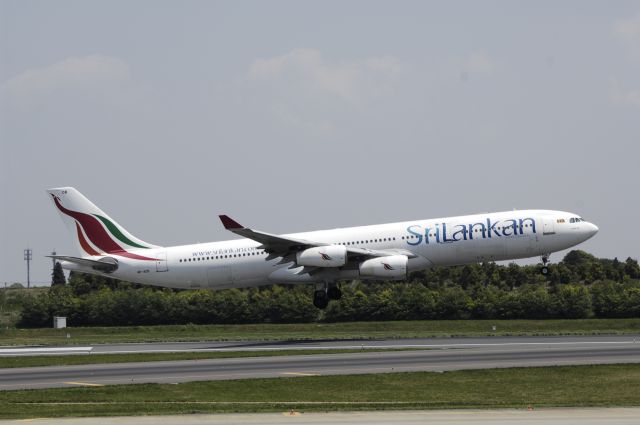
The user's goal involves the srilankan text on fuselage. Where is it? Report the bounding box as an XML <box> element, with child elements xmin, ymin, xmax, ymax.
<box><xmin>405</xmin><ymin>216</ymin><xmax>537</xmax><ymax>245</ymax></box>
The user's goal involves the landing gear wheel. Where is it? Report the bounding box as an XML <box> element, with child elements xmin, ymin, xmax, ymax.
<box><xmin>540</xmin><ymin>254</ymin><xmax>551</xmax><ymax>276</ymax></box>
<box><xmin>313</xmin><ymin>289</ymin><xmax>329</xmax><ymax>309</ymax></box>
<box><xmin>327</xmin><ymin>286</ymin><xmax>342</xmax><ymax>300</ymax></box>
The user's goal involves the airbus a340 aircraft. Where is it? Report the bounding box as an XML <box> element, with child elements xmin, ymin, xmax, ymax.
<box><xmin>47</xmin><ymin>187</ymin><xmax>598</xmax><ymax>309</ymax></box>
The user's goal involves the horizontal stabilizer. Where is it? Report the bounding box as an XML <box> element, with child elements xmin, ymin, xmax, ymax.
<box><xmin>48</xmin><ymin>255</ymin><xmax>119</xmax><ymax>273</ymax></box>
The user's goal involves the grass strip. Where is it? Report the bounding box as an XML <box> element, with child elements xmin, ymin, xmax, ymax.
<box><xmin>0</xmin><ymin>348</ymin><xmax>410</xmax><ymax>369</ymax></box>
<box><xmin>2</xmin><ymin>318</ymin><xmax>640</xmax><ymax>346</ymax></box>
<box><xmin>1</xmin><ymin>364</ymin><xmax>640</xmax><ymax>418</ymax></box>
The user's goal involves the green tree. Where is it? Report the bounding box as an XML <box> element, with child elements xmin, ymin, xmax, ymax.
<box><xmin>552</xmin><ymin>285</ymin><xmax>593</xmax><ymax>319</ymax></box>
<box><xmin>472</xmin><ymin>285</ymin><xmax>504</xmax><ymax>319</ymax></box>
<box><xmin>563</xmin><ymin>250</ymin><xmax>597</xmax><ymax>267</ymax></box>
<box><xmin>17</xmin><ymin>295</ymin><xmax>50</xmax><ymax>327</ymax></box>
<box><xmin>518</xmin><ymin>285</ymin><xmax>553</xmax><ymax>319</ymax></box>
<box><xmin>624</xmin><ymin>258</ymin><xmax>640</xmax><ymax>279</ymax></box>
<box><xmin>622</xmin><ymin>286</ymin><xmax>640</xmax><ymax>317</ymax></box>
<box><xmin>459</xmin><ymin>265</ymin><xmax>482</xmax><ymax>289</ymax></box>
<box><xmin>324</xmin><ymin>286</ymin><xmax>371</xmax><ymax>322</ymax></box>
<box><xmin>394</xmin><ymin>284</ymin><xmax>437</xmax><ymax>320</ymax></box>
<box><xmin>435</xmin><ymin>286</ymin><xmax>473</xmax><ymax>319</ymax></box>
<box><xmin>14</xmin><ymin>251</ymin><xmax>640</xmax><ymax>326</ymax></box>
<box><xmin>51</xmin><ymin>262</ymin><xmax>66</xmax><ymax>286</ymax></box>
<box><xmin>590</xmin><ymin>281</ymin><xmax>626</xmax><ymax>317</ymax></box>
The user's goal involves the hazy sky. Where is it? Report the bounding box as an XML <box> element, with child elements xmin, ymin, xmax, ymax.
<box><xmin>1</xmin><ymin>1</ymin><xmax>639</xmax><ymax>285</ymax></box>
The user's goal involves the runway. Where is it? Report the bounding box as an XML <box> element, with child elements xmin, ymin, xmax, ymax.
<box><xmin>2</xmin><ymin>335</ymin><xmax>640</xmax><ymax>355</ymax></box>
<box><xmin>2</xmin><ymin>409</ymin><xmax>640</xmax><ymax>425</ymax></box>
<box><xmin>1</xmin><ymin>335</ymin><xmax>640</xmax><ymax>390</ymax></box>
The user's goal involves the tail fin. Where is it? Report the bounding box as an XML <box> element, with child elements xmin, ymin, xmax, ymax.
<box><xmin>47</xmin><ymin>187</ymin><xmax>160</xmax><ymax>258</ymax></box>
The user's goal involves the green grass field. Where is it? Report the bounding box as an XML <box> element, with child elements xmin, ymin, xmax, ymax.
<box><xmin>2</xmin><ymin>318</ymin><xmax>640</xmax><ymax>346</ymax></box>
<box><xmin>2</xmin><ymin>364</ymin><xmax>640</xmax><ymax>418</ymax></box>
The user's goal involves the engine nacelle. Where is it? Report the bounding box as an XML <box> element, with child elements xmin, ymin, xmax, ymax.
<box><xmin>359</xmin><ymin>255</ymin><xmax>408</xmax><ymax>279</ymax></box>
<box><xmin>296</xmin><ymin>245</ymin><xmax>347</xmax><ymax>267</ymax></box>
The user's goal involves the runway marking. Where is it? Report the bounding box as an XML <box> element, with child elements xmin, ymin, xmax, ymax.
<box><xmin>63</xmin><ymin>381</ymin><xmax>104</xmax><ymax>387</ymax></box>
<box><xmin>0</xmin><ymin>347</ymin><xmax>93</xmax><ymax>356</ymax></box>
<box><xmin>281</xmin><ymin>372</ymin><xmax>320</xmax><ymax>376</ymax></box>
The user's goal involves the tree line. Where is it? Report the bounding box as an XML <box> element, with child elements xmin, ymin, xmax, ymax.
<box><xmin>16</xmin><ymin>250</ymin><xmax>640</xmax><ymax>327</ymax></box>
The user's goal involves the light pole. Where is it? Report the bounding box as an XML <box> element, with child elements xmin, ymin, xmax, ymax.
<box><xmin>24</xmin><ymin>249</ymin><xmax>32</xmax><ymax>289</ymax></box>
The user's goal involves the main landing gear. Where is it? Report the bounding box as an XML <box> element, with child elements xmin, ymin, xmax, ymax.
<box><xmin>327</xmin><ymin>285</ymin><xmax>342</xmax><ymax>300</ymax></box>
<box><xmin>313</xmin><ymin>284</ymin><xmax>342</xmax><ymax>309</ymax></box>
<box><xmin>540</xmin><ymin>254</ymin><xmax>551</xmax><ymax>276</ymax></box>
<box><xmin>313</xmin><ymin>290</ymin><xmax>329</xmax><ymax>309</ymax></box>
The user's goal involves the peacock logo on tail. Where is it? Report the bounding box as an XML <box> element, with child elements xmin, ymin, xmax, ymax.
<box><xmin>51</xmin><ymin>194</ymin><xmax>158</xmax><ymax>261</ymax></box>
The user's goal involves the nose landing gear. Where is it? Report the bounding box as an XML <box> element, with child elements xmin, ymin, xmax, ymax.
<box><xmin>540</xmin><ymin>254</ymin><xmax>550</xmax><ymax>276</ymax></box>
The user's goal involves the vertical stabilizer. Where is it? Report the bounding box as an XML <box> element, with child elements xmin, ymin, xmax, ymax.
<box><xmin>47</xmin><ymin>187</ymin><xmax>160</xmax><ymax>258</ymax></box>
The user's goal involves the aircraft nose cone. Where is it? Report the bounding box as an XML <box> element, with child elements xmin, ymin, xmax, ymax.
<box><xmin>586</xmin><ymin>222</ymin><xmax>599</xmax><ymax>238</ymax></box>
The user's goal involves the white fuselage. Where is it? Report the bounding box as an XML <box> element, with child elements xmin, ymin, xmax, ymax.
<box><xmin>62</xmin><ymin>209</ymin><xmax>598</xmax><ymax>290</ymax></box>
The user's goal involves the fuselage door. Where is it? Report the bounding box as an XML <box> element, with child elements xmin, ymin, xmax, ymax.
<box><xmin>156</xmin><ymin>251</ymin><xmax>168</xmax><ymax>272</ymax></box>
<box><xmin>543</xmin><ymin>217</ymin><xmax>556</xmax><ymax>235</ymax></box>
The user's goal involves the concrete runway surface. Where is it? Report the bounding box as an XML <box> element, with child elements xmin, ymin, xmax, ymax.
<box><xmin>1</xmin><ymin>409</ymin><xmax>639</xmax><ymax>425</ymax></box>
<box><xmin>1</xmin><ymin>335</ymin><xmax>640</xmax><ymax>390</ymax></box>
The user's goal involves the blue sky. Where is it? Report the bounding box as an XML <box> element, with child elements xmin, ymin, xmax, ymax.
<box><xmin>1</xmin><ymin>1</ymin><xmax>639</xmax><ymax>284</ymax></box>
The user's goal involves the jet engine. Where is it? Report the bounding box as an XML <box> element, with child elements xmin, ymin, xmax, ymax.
<box><xmin>359</xmin><ymin>255</ymin><xmax>408</xmax><ymax>279</ymax></box>
<box><xmin>296</xmin><ymin>245</ymin><xmax>347</xmax><ymax>267</ymax></box>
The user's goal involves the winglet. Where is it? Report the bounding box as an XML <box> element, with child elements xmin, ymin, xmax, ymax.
<box><xmin>219</xmin><ymin>215</ymin><xmax>244</xmax><ymax>230</ymax></box>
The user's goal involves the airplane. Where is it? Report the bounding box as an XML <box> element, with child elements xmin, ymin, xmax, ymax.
<box><xmin>47</xmin><ymin>187</ymin><xmax>599</xmax><ymax>309</ymax></box>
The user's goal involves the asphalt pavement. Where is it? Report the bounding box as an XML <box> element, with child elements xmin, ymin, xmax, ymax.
<box><xmin>1</xmin><ymin>409</ymin><xmax>639</xmax><ymax>425</ymax></box>
<box><xmin>2</xmin><ymin>335</ymin><xmax>640</xmax><ymax>355</ymax></box>
<box><xmin>1</xmin><ymin>335</ymin><xmax>640</xmax><ymax>390</ymax></box>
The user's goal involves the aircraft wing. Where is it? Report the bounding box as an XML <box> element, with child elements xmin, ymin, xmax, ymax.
<box><xmin>219</xmin><ymin>215</ymin><xmax>315</xmax><ymax>251</ymax></box>
<box><xmin>218</xmin><ymin>215</ymin><xmax>416</xmax><ymax>259</ymax></box>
